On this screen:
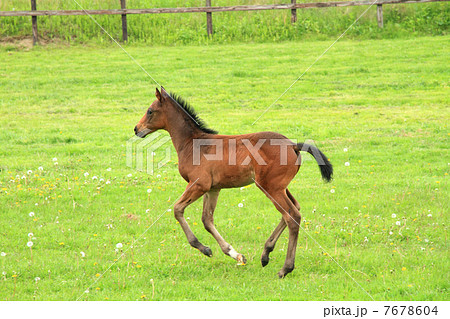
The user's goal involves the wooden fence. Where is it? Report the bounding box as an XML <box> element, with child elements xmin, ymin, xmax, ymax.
<box><xmin>0</xmin><ymin>0</ymin><xmax>446</xmax><ymax>45</ymax></box>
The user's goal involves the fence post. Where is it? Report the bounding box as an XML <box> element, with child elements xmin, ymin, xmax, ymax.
<box><xmin>206</xmin><ymin>0</ymin><xmax>213</xmax><ymax>36</ymax></box>
<box><xmin>31</xmin><ymin>0</ymin><xmax>38</xmax><ymax>45</ymax></box>
<box><xmin>291</xmin><ymin>0</ymin><xmax>297</xmax><ymax>23</ymax></box>
<box><xmin>120</xmin><ymin>0</ymin><xmax>128</xmax><ymax>42</ymax></box>
<box><xmin>377</xmin><ymin>4</ymin><xmax>383</xmax><ymax>28</ymax></box>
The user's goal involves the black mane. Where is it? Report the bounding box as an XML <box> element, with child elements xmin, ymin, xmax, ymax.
<box><xmin>168</xmin><ymin>92</ymin><xmax>218</xmax><ymax>135</ymax></box>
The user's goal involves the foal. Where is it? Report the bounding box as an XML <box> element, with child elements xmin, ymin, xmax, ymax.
<box><xmin>134</xmin><ymin>87</ymin><xmax>333</xmax><ymax>278</ymax></box>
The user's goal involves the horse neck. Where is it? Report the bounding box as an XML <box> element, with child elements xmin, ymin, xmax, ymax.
<box><xmin>165</xmin><ymin>108</ymin><xmax>203</xmax><ymax>158</ymax></box>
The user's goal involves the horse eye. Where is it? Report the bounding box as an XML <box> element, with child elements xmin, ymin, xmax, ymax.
<box><xmin>147</xmin><ymin>109</ymin><xmax>153</xmax><ymax>115</ymax></box>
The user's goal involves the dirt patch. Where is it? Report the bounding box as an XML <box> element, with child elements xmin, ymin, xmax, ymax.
<box><xmin>0</xmin><ymin>36</ymin><xmax>34</xmax><ymax>50</ymax></box>
<box><xmin>121</xmin><ymin>213</ymin><xmax>139</xmax><ymax>221</ymax></box>
<box><xmin>0</xmin><ymin>35</ymin><xmax>67</xmax><ymax>50</ymax></box>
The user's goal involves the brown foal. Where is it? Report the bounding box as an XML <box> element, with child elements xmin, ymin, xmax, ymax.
<box><xmin>134</xmin><ymin>87</ymin><xmax>333</xmax><ymax>278</ymax></box>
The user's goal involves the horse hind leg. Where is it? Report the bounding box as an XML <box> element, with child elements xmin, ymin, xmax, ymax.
<box><xmin>202</xmin><ymin>189</ymin><xmax>246</xmax><ymax>264</ymax></box>
<box><xmin>261</xmin><ymin>218</ymin><xmax>286</xmax><ymax>267</ymax></box>
<box><xmin>276</xmin><ymin>191</ymin><xmax>301</xmax><ymax>278</ymax></box>
<box><xmin>261</xmin><ymin>188</ymin><xmax>300</xmax><ymax>267</ymax></box>
<box><xmin>257</xmin><ymin>184</ymin><xmax>301</xmax><ymax>278</ymax></box>
<box><xmin>286</xmin><ymin>188</ymin><xmax>300</xmax><ymax>210</ymax></box>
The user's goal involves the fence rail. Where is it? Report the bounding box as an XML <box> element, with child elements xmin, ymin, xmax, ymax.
<box><xmin>0</xmin><ymin>0</ymin><xmax>446</xmax><ymax>44</ymax></box>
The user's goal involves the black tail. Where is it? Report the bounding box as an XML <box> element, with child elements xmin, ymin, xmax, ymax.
<box><xmin>293</xmin><ymin>143</ymin><xmax>333</xmax><ymax>182</ymax></box>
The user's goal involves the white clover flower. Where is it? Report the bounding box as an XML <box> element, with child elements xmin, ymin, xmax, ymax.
<box><xmin>330</xmin><ymin>189</ymin><xmax>335</xmax><ymax>193</ymax></box>
<box><xmin>364</xmin><ymin>237</ymin><xmax>369</xmax><ymax>243</ymax></box>
<box><xmin>85</xmin><ymin>289</ymin><xmax>89</xmax><ymax>294</ymax></box>
<box><xmin>80</xmin><ymin>251</ymin><xmax>86</xmax><ymax>258</ymax></box>
<box><xmin>344</xmin><ymin>207</ymin><xmax>348</xmax><ymax>210</ymax></box>
<box><xmin>1</xmin><ymin>252</ymin><xmax>6</xmax><ymax>257</ymax></box>
<box><xmin>38</xmin><ymin>166</ymin><xmax>43</xmax><ymax>171</ymax></box>
<box><xmin>344</xmin><ymin>162</ymin><xmax>350</xmax><ymax>167</ymax></box>
<box><xmin>21</xmin><ymin>175</ymin><xmax>26</xmax><ymax>179</ymax></box>
<box><xmin>420</xmin><ymin>247</ymin><xmax>425</xmax><ymax>251</ymax></box>
<box><xmin>427</xmin><ymin>214</ymin><xmax>432</xmax><ymax>217</ymax></box>
<box><xmin>54</xmin><ymin>162</ymin><xmax>58</xmax><ymax>166</ymax></box>
<box><xmin>156</xmin><ymin>174</ymin><xmax>161</xmax><ymax>178</ymax></box>
<box><xmin>105</xmin><ymin>180</ymin><xmax>111</xmax><ymax>185</ymax></box>
<box><xmin>29</xmin><ymin>212</ymin><xmax>35</xmax><ymax>217</ymax></box>
<box><xmin>92</xmin><ymin>176</ymin><xmax>98</xmax><ymax>180</ymax></box>
<box><xmin>84</xmin><ymin>172</ymin><xmax>89</xmax><ymax>177</ymax></box>
<box><xmin>389</xmin><ymin>231</ymin><xmax>393</xmax><ymax>235</ymax></box>
<box><xmin>28</xmin><ymin>232</ymin><xmax>33</xmax><ymax>237</ymax></box>
<box><xmin>395</xmin><ymin>221</ymin><xmax>401</xmax><ymax>226</ymax></box>
<box><xmin>99</xmin><ymin>178</ymin><xmax>104</xmax><ymax>182</ymax></box>
<box><xmin>52</xmin><ymin>158</ymin><xmax>58</xmax><ymax>162</ymax></box>
<box><xmin>27</xmin><ymin>241</ymin><xmax>33</xmax><ymax>247</ymax></box>
<box><xmin>147</xmin><ymin>189</ymin><xmax>152</xmax><ymax>194</ymax></box>
<box><xmin>238</xmin><ymin>203</ymin><xmax>244</xmax><ymax>208</ymax></box>
<box><xmin>424</xmin><ymin>239</ymin><xmax>429</xmax><ymax>243</ymax></box>
<box><xmin>240</xmin><ymin>187</ymin><xmax>245</xmax><ymax>190</ymax></box>
<box><xmin>116</xmin><ymin>243</ymin><xmax>123</xmax><ymax>249</ymax></box>
<box><xmin>106</xmin><ymin>168</ymin><xmax>112</xmax><ymax>172</ymax></box>
<box><xmin>35</xmin><ymin>277</ymin><xmax>41</xmax><ymax>282</ymax></box>
<box><xmin>391</xmin><ymin>213</ymin><xmax>396</xmax><ymax>218</ymax></box>
<box><xmin>167</xmin><ymin>209</ymin><xmax>172</xmax><ymax>212</ymax></box>
<box><xmin>146</xmin><ymin>209</ymin><xmax>150</xmax><ymax>213</ymax></box>
<box><xmin>27</xmin><ymin>170</ymin><xmax>33</xmax><ymax>175</ymax></box>
<box><xmin>127</xmin><ymin>173</ymin><xmax>132</xmax><ymax>178</ymax></box>
<box><xmin>343</xmin><ymin>148</ymin><xmax>348</xmax><ymax>152</ymax></box>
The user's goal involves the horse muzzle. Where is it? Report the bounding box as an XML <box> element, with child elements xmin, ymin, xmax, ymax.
<box><xmin>134</xmin><ymin>126</ymin><xmax>153</xmax><ymax>138</ymax></box>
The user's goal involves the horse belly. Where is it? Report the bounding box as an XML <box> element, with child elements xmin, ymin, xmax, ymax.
<box><xmin>212</xmin><ymin>165</ymin><xmax>255</xmax><ymax>189</ymax></box>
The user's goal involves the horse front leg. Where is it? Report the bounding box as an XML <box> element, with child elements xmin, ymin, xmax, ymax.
<box><xmin>174</xmin><ymin>181</ymin><xmax>212</xmax><ymax>257</ymax></box>
<box><xmin>202</xmin><ymin>189</ymin><xmax>246</xmax><ymax>264</ymax></box>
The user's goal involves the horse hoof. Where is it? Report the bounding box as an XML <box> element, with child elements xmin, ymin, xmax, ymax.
<box><xmin>277</xmin><ymin>267</ymin><xmax>294</xmax><ymax>278</ymax></box>
<box><xmin>237</xmin><ymin>254</ymin><xmax>247</xmax><ymax>265</ymax></box>
<box><xmin>261</xmin><ymin>256</ymin><xmax>269</xmax><ymax>267</ymax></box>
<box><xmin>202</xmin><ymin>247</ymin><xmax>213</xmax><ymax>257</ymax></box>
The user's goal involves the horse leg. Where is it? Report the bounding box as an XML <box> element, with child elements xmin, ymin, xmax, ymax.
<box><xmin>286</xmin><ymin>188</ymin><xmax>300</xmax><ymax>210</ymax></box>
<box><xmin>261</xmin><ymin>188</ymin><xmax>300</xmax><ymax>267</ymax></box>
<box><xmin>261</xmin><ymin>218</ymin><xmax>286</xmax><ymax>267</ymax></box>
<box><xmin>202</xmin><ymin>189</ymin><xmax>246</xmax><ymax>264</ymax></box>
<box><xmin>257</xmin><ymin>185</ymin><xmax>301</xmax><ymax>278</ymax></box>
<box><xmin>174</xmin><ymin>182</ymin><xmax>211</xmax><ymax>257</ymax></box>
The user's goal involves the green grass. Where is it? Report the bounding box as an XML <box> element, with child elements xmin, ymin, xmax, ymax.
<box><xmin>0</xmin><ymin>0</ymin><xmax>448</xmax><ymax>44</ymax></box>
<box><xmin>0</xmin><ymin>35</ymin><xmax>449</xmax><ymax>300</ymax></box>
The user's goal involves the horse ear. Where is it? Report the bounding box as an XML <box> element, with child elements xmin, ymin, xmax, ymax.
<box><xmin>155</xmin><ymin>88</ymin><xmax>162</xmax><ymax>101</ymax></box>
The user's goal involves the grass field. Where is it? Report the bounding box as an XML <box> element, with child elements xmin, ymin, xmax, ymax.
<box><xmin>0</xmin><ymin>0</ymin><xmax>448</xmax><ymax>44</ymax></box>
<box><xmin>0</xmin><ymin>35</ymin><xmax>449</xmax><ymax>301</ymax></box>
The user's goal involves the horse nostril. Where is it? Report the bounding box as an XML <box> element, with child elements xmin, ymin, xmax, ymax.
<box><xmin>134</xmin><ymin>126</ymin><xmax>138</xmax><ymax>134</ymax></box>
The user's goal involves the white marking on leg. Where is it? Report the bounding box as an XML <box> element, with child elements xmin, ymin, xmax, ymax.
<box><xmin>228</xmin><ymin>246</ymin><xmax>239</xmax><ymax>259</ymax></box>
